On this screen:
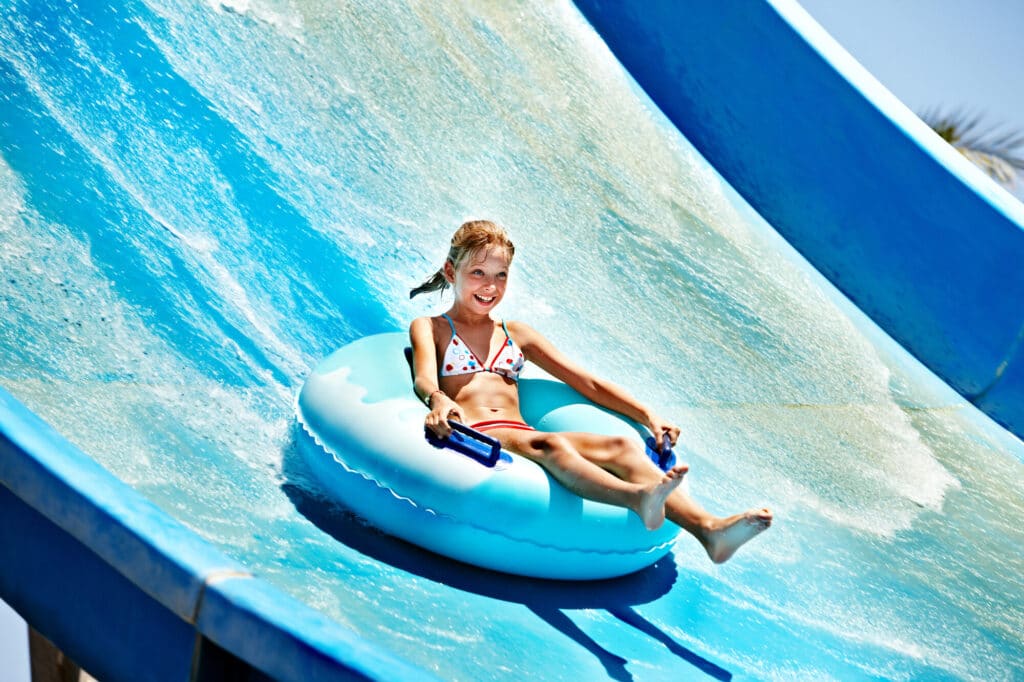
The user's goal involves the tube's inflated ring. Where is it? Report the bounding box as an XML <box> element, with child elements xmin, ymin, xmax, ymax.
<box><xmin>295</xmin><ymin>332</ymin><xmax>680</xmax><ymax>580</ymax></box>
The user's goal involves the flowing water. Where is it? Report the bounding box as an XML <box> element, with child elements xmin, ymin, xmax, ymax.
<box><xmin>2</xmin><ymin>1</ymin><xmax>1022</xmax><ymax>679</ymax></box>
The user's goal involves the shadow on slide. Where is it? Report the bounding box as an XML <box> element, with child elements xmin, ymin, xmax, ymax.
<box><xmin>281</xmin><ymin>429</ymin><xmax>731</xmax><ymax>681</ymax></box>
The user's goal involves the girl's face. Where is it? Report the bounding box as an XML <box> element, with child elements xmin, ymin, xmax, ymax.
<box><xmin>446</xmin><ymin>247</ymin><xmax>511</xmax><ymax>315</ymax></box>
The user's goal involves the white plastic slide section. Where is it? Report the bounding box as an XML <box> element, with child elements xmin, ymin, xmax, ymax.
<box><xmin>572</xmin><ymin>0</ymin><xmax>1024</xmax><ymax>437</ymax></box>
<box><xmin>0</xmin><ymin>597</ymin><xmax>29</xmax><ymax>682</ymax></box>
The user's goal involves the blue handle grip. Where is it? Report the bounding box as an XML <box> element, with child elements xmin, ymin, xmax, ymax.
<box><xmin>425</xmin><ymin>420</ymin><xmax>503</xmax><ymax>468</ymax></box>
<box><xmin>645</xmin><ymin>433</ymin><xmax>677</xmax><ymax>472</ymax></box>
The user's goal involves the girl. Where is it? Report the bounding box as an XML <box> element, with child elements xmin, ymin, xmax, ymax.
<box><xmin>409</xmin><ymin>220</ymin><xmax>772</xmax><ymax>562</ymax></box>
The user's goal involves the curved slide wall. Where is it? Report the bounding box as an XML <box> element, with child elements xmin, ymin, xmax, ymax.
<box><xmin>573</xmin><ymin>0</ymin><xmax>1024</xmax><ymax>437</ymax></box>
<box><xmin>0</xmin><ymin>388</ymin><xmax>432</xmax><ymax>681</ymax></box>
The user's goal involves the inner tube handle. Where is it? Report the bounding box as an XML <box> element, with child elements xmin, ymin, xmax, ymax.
<box><xmin>644</xmin><ymin>432</ymin><xmax>677</xmax><ymax>472</ymax></box>
<box><xmin>424</xmin><ymin>420</ymin><xmax>502</xmax><ymax>468</ymax></box>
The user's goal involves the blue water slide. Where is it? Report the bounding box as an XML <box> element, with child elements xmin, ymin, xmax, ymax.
<box><xmin>2</xmin><ymin>0</ymin><xmax>1024</xmax><ymax>680</ymax></box>
<box><xmin>573</xmin><ymin>0</ymin><xmax>1024</xmax><ymax>436</ymax></box>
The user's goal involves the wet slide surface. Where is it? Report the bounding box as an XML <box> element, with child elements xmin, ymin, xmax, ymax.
<box><xmin>1</xmin><ymin>1</ymin><xmax>1023</xmax><ymax>679</ymax></box>
<box><xmin>573</xmin><ymin>0</ymin><xmax>1024</xmax><ymax>437</ymax></box>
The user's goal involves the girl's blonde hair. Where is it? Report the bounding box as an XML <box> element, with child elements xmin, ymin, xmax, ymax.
<box><xmin>409</xmin><ymin>220</ymin><xmax>515</xmax><ymax>298</ymax></box>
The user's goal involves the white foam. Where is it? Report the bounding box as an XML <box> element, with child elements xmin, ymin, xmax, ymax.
<box><xmin>210</xmin><ymin>0</ymin><xmax>305</xmax><ymax>43</ymax></box>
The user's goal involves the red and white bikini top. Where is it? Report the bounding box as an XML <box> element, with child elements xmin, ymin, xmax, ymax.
<box><xmin>439</xmin><ymin>314</ymin><xmax>525</xmax><ymax>381</ymax></box>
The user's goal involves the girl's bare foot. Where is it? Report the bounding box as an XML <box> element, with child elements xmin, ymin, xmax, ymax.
<box><xmin>702</xmin><ymin>508</ymin><xmax>773</xmax><ymax>563</ymax></box>
<box><xmin>636</xmin><ymin>465</ymin><xmax>689</xmax><ymax>530</ymax></box>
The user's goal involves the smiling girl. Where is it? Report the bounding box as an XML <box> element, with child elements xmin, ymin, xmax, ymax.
<box><xmin>409</xmin><ymin>220</ymin><xmax>771</xmax><ymax>559</ymax></box>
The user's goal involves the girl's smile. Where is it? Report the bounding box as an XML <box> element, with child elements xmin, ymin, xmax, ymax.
<box><xmin>445</xmin><ymin>247</ymin><xmax>510</xmax><ymax>316</ymax></box>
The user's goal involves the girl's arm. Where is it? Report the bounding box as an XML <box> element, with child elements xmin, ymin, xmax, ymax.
<box><xmin>511</xmin><ymin>321</ymin><xmax>680</xmax><ymax>446</ymax></box>
<box><xmin>409</xmin><ymin>317</ymin><xmax>463</xmax><ymax>437</ymax></box>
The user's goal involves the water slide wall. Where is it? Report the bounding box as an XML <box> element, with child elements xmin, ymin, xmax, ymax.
<box><xmin>0</xmin><ymin>389</ymin><xmax>428</xmax><ymax>680</ymax></box>
<box><xmin>574</xmin><ymin>0</ymin><xmax>1024</xmax><ymax>437</ymax></box>
<box><xmin>2</xmin><ymin>1</ymin><xmax>1023</xmax><ymax>680</ymax></box>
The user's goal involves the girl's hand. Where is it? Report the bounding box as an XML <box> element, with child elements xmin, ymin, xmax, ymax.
<box><xmin>424</xmin><ymin>393</ymin><xmax>464</xmax><ymax>438</ymax></box>
<box><xmin>647</xmin><ymin>415</ymin><xmax>680</xmax><ymax>452</ymax></box>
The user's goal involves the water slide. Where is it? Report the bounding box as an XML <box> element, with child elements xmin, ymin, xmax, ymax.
<box><xmin>2</xmin><ymin>1</ymin><xmax>1022</xmax><ymax>680</ymax></box>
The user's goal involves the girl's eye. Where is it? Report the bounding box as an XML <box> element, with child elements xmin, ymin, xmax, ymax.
<box><xmin>471</xmin><ymin>270</ymin><xmax>484</xmax><ymax>276</ymax></box>
<box><xmin>497</xmin><ymin>272</ymin><xmax>508</xmax><ymax>280</ymax></box>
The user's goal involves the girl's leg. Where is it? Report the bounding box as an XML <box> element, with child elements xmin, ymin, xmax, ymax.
<box><xmin>495</xmin><ymin>430</ymin><xmax>687</xmax><ymax>530</ymax></box>
<box><xmin>552</xmin><ymin>432</ymin><xmax>773</xmax><ymax>563</ymax></box>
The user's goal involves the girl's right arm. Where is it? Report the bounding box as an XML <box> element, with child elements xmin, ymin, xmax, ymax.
<box><xmin>409</xmin><ymin>317</ymin><xmax>463</xmax><ymax>437</ymax></box>
<box><xmin>511</xmin><ymin>320</ymin><xmax>680</xmax><ymax>448</ymax></box>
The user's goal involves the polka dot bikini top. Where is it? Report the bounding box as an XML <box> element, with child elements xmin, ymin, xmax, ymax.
<box><xmin>439</xmin><ymin>314</ymin><xmax>526</xmax><ymax>381</ymax></box>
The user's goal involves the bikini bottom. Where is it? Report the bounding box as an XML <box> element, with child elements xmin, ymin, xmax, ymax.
<box><xmin>469</xmin><ymin>419</ymin><xmax>536</xmax><ymax>433</ymax></box>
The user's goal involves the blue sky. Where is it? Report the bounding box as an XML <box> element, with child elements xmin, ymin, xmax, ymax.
<box><xmin>2</xmin><ymin>1</ymin><xmax>1021</xmax><ymax>678</ymax></box>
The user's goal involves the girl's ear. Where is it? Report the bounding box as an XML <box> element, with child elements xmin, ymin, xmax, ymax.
<box><xmin>443</xmin><ymin>261</ymin><xmax>456</xmax><ymax>284</ymax></box>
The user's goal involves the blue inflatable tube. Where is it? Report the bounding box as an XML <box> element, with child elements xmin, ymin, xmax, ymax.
<box><xmin>295</xmin><ymin>332</ymin><xmax>681</xmax><ymax>580</ymax></box>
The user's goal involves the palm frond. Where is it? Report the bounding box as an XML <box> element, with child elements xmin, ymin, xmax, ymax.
<box><xmin>919</xmin><ymin>108</ymin><xmax>1024</xmax><ymax>187</ymax></box>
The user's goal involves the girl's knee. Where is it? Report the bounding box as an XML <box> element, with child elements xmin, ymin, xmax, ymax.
<box><xmin>534</xmin><ymin>433</ymin><xmax>575</xmax><ymax>464</ymax></box>
<box><xmin>608</xmin><ymin>435</ymin><xmax>636</xmax><ymax>456</ymax></box>
<box><xmin>580</xmin><ymin>434</ymin><xmax>649</xmax><ymax>478</ymax></box>
<box><xmin>613</xmin><ymin>437</ymin><xmax>661</xmax><ymax>479</ymax></box>
<box><xmin>608</xmin><ymin>435</ymin><xmax>644</xmax><ymax>463</ymax></box>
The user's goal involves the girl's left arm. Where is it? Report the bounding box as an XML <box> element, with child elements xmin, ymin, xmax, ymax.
<box><xmin>511</xmin><ymin>321</ymin><xmax>680</xmax><ymax>446</ymax></box>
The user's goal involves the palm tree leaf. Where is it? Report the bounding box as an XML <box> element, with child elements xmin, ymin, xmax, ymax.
<box><xmin>919</xmin><ymin>109</ymin><xmax>1024</xmax><ymax>186</ymax></box>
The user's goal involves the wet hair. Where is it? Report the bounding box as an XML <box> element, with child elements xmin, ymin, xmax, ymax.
<box><xmin>409</xmin><ymin>220</ymin><xmax>515</xmax><ymax>298</ymax></box>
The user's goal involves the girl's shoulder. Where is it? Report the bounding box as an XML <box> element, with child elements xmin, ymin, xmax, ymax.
<box><xmin>504</xmin><ymin>319</ymin><xmax>540</xmax><ymax>342</ymax></box>
<box><xmin>410</xmin><ymin>314</ymin><xmax>458</xmax><ymax>342</ymax></box>
<box><xmin>410</xmin><ymin>314</ymin><xmax>448</xmax><ymax>326</ymax></box>
<box><xmin>409</xmin><ymin>315</ymin><xmax>444</xmax><ymax>337</ymax></box>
